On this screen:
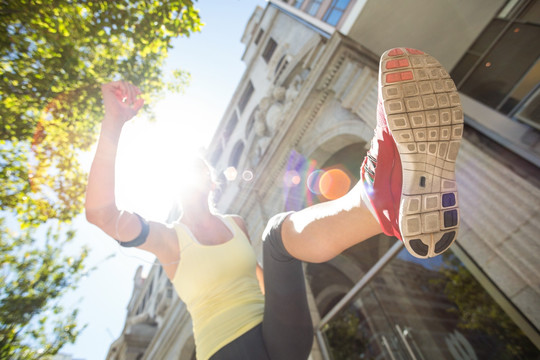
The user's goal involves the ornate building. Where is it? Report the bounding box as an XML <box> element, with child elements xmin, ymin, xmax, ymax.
<box><xmin>108</xmin><ymin>1</ymin><xmax>540</xmax><ymax>359</ymax></box>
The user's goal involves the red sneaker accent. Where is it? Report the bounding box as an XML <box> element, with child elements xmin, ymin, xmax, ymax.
<box><xmin>361</xmin><ymin>47</ymin><xmax>463</xmax><ymax>258</ymax></box>
<box><xmin>388</xmin><ymin>48</ymin><xmax>404</xmax><ymax>56</ymax></box>
<box><xmin>386</xmin><ymin>71</ymin><xmax>414</xmax><ymax>83</ymax></box>
<box><xmin>386</xmin><ymin>58</ymin><xmax>410</xmax><ymax>69</ymax></box>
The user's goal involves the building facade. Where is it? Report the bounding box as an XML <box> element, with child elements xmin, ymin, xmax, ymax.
<box><xmin>108</xmin><ymin>1</ymin><xmax>540</xmax><ymax>359</ymax></box>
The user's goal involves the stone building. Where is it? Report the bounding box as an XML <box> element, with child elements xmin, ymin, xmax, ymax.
<box><xmin>107</xmin><ymin>1</ymin><xmax>540</xmax><ymax>359</ymax></box>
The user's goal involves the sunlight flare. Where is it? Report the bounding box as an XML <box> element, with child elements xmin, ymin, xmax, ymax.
<box><xmin>113</xmin><ymin>96</ymin><xmax>215</xmax><ymax>222</ymax></box>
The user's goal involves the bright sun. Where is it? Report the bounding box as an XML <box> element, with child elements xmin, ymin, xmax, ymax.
<box><xmin>113</xmin><ymin>95</ymin><xmax>213</xmax><ymax>222</ymax></box>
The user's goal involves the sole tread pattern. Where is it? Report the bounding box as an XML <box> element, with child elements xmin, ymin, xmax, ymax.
<box><xmin>381</xmin><ymin>47</ymin><xmax>462</xmax><ymax>258</ymax></box>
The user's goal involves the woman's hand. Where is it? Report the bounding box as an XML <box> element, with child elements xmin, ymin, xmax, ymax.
<box><xmin>101</xmin><ymin>81</ymin><xmax>144</xmax><ymax>126</ymax></box>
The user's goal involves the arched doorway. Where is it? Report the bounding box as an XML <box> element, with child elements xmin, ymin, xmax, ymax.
<box><xmin>289</xmin><ymin>142</ymin><xmax>396</xmax><ymax>317</ymax></box>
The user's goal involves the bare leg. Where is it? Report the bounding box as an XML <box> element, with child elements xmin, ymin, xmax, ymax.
<box><xmin>281</xmin><ymin>180</ymin><xmax>382</xmax><ymax>263</ymax></box>
<box><xmin>281</xmin><ymin>46</ymin><xmax>464</xmax><ymax>261</ymax></box>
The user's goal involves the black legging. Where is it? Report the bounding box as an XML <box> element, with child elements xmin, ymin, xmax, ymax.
<box><xmin>210</xmin><ymin>212</ymin><xmax>314</xmax><ymax>360</ymax></box>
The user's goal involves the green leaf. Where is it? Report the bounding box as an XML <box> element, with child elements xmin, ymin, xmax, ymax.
<box><xmin>0</xmin><ymin>0</ymin><xmax>201</xmax><ymax>228</ymax></box>
<box><xmin>0</xmin><ymin>1</ymin><xmax>202</xmax><ymax>356</ymax></box>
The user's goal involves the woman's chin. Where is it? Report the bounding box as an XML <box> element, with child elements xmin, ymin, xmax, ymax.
<box><xmin>177</xmin><ymin>187</ymin><xmax>210</xmax><ymax>203</ymax></box>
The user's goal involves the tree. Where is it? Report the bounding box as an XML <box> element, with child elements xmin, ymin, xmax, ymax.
<box><xmin>1</xmin><ymin>0</ymin><xmax>202</xmax><ymax>228</ymax></box>
<box><xmin>433</xmin><ymin>252</ymin><xmax>539</xmax><ymax>359</ymax></box>
<box><xmin>0</xmin><ymin>0</ymin><xmax>202</xmax><ymax>357</ymax></box>
<box><xmin>0</xmin><ymin>219</ymin><xmax>90</xmax><ymax>359</ymax></box>
<box><xmin>324</xmin><ymin>307</ymin><xmax>369</xmax><ymax>360</ymax></box>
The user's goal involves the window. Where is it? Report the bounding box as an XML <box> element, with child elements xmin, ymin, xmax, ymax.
<box><xmin>246</xmin><ymin>105</ymin><xmax>259</xmax><ymax>137</ymax></box>
<box><xmin>512</xmin><ymin>83</ymin><xmax>540</xmax><ymax>129</ymax></box>
<box><xmin>274</xmin><ymin>55</ymin><xmax>287</xmax><ymax>75</ymax></box>
<box><xmin>229</xmin><ymin>141</ymin><xmax>245</xmax><ymax>168</ymax></box>
<box><xmin>323</xmin><ymin>0</ymin><xmax>351</xmax><ymax>26</ymax></box>
<box><xmin>451</xmin><ymin>0</ymin><xmax>540</xmax><ymax>126</ymax></box>
<box><xmin>293</xmin><ymin>0</ymin><xmax>305</xmax><ymax>8</ymax></box>
<box><xmin>254</xmin><ymin>28</ymin><xmax>264</xmax><ymax>45</ymax></box>
<box><xmin>274</xmin><ymin>55</ymin><xmax>289</xmax><ymax>84</ymax></box>
<box><xmin>223</xmin><ymin>112</ymin><xmax>238</xmax><ymax>143</ymax></box>
<box><xmin>238</xmin><ymin>81</ymin><xmax>254</xmax><ymax>113</ymax></box>
<box><xmin>210</xmin><ymin>142</ymin><xmax>223</xmax><ymax>165</ymax></box>
<box><xmin>262</xmin><ymin>37</ymin><xmax>277</xmax><ymax>63</ymax></box>
<box><xmin>319</xmin><ymin>245</ymin><xmax>540</xmax><ymax>359</ymax></box>
<box><xmin>306</xmin><ymin>0</ymin><xmax>323</xmax><ymax>16</ymax></box>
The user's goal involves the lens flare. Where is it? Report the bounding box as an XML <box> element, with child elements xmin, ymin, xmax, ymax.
<box><xmin>319</xmin><ymin>168</ymin><xmax>351</xmax><ymax>200</ymax></box>
<box><xmin>224</xmin><ymin>167</ymin><xmax>238</xmax><ymax>181</ymax></box>
<box><xmin>306</xmin><ymin>169</ymin><xmax>324</xmax><ymax>195</ymax></box>
<box><xmin>242</xmin><ymin>170</ymin><xmax>254</xmax><ymax>181</ymax></box>
<box><xmin>283</xmin><ymin>170</ymin><xmax>301</xmax><ymax>188</ymax></box>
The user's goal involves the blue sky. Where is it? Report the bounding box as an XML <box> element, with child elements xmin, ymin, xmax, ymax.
<box><xmin>60</xmin><ymin>1</ymin><xmax>267</xmax><ymax>358</ymax></box>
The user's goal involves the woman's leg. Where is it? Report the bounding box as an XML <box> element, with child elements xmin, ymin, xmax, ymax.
<box><xmin>261</xmin><ymin>212</ymin><xmax>314</xmax><ymax>360</ymax></box>
<box><xmin>282</xmin><ymin>47</ymin><xmax>463</xmax><ymax>261</ymax></box>
<box><xmin>282</xmin><ymin>182</ymin><xmax>381</xmax><ymax>263</ymax></box>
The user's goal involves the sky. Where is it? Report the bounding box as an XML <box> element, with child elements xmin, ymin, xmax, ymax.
<box><xmin>59</xmin><ymin>1</ymin><xmax>268</xmax><ymax>359</ymax></box>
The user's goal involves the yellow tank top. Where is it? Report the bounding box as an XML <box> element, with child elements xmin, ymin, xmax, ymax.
<box><xmin>171</xmin><ymin>215</ymin><xmax>264</xmax><ymax>360</ymax></box>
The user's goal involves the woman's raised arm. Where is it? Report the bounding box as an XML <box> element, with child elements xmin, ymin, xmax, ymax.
<box><xmin>85</xmin><ymin>81</ymin><xmax>178</xmax><ymax>266</ymax></box>
<box><xmin>85</xmin><ymin>81</ymin><xmax>143</xmax><ymax>232</ymax></box>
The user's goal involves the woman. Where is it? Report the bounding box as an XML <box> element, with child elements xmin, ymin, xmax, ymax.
<box><xmin>85</xmin><ymin>48</ymin><xmax>462</xmax><ymax>360</ymax></box>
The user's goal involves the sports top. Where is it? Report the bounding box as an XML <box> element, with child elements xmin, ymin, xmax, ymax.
<box><xmin>171</xmin><ymin>214</ymin><xmax>264</xmax><ymax>360</ymax></box>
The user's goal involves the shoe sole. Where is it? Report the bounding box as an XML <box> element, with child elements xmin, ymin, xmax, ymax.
<box><xmin>380</xmin><ymin>48</ymin><xmax>462</xmax><ymax>258</ymax></box>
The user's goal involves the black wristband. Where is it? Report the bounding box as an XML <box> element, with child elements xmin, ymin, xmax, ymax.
<box><xmin>116</xmin><ymin>213</ymin><xmax>150</xmax><ymax>248</ymax></box>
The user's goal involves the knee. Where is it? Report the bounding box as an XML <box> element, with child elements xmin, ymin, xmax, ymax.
<box><xmin>262</xmin><ymin>212</ymin><xmax>295</xmax><ymax>262</ymax></box>
<box><xmin>262</xmin><ymin>212</ymin><xmax>292</xmax><ymax>244</ymax></box>
<box><xmin>264</xmin><ymin>212</ymin><xmax>342</xmax><ymax>264</ymax></box>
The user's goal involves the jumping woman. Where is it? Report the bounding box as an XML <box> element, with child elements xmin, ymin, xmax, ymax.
<box><xmin>85</xmin><ymin>48</ymin><xmax>462</xmax><ymax>360</ymax></box>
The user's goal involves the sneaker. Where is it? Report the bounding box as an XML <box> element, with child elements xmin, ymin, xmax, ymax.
<box><xmin>361</xmin><ymin>47</ymin><xmax>463</xmax><ymax>258</ymax></box>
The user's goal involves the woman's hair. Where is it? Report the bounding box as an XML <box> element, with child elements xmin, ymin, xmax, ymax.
<box><xmin>200</xmin><ymin>156</ymin><xmax>220</xmax><ymax>189</ymax></box>
<box><xmin>200</xmin><ymin>156</ymin><xmax>222</xmax><ymax>209</ymax></box>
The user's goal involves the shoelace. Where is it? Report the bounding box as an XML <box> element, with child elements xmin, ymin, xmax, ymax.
<box><xmin>364</xmin><ymin>153</ymin><xmax>377</xmax><ymax>184</ymax></box>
